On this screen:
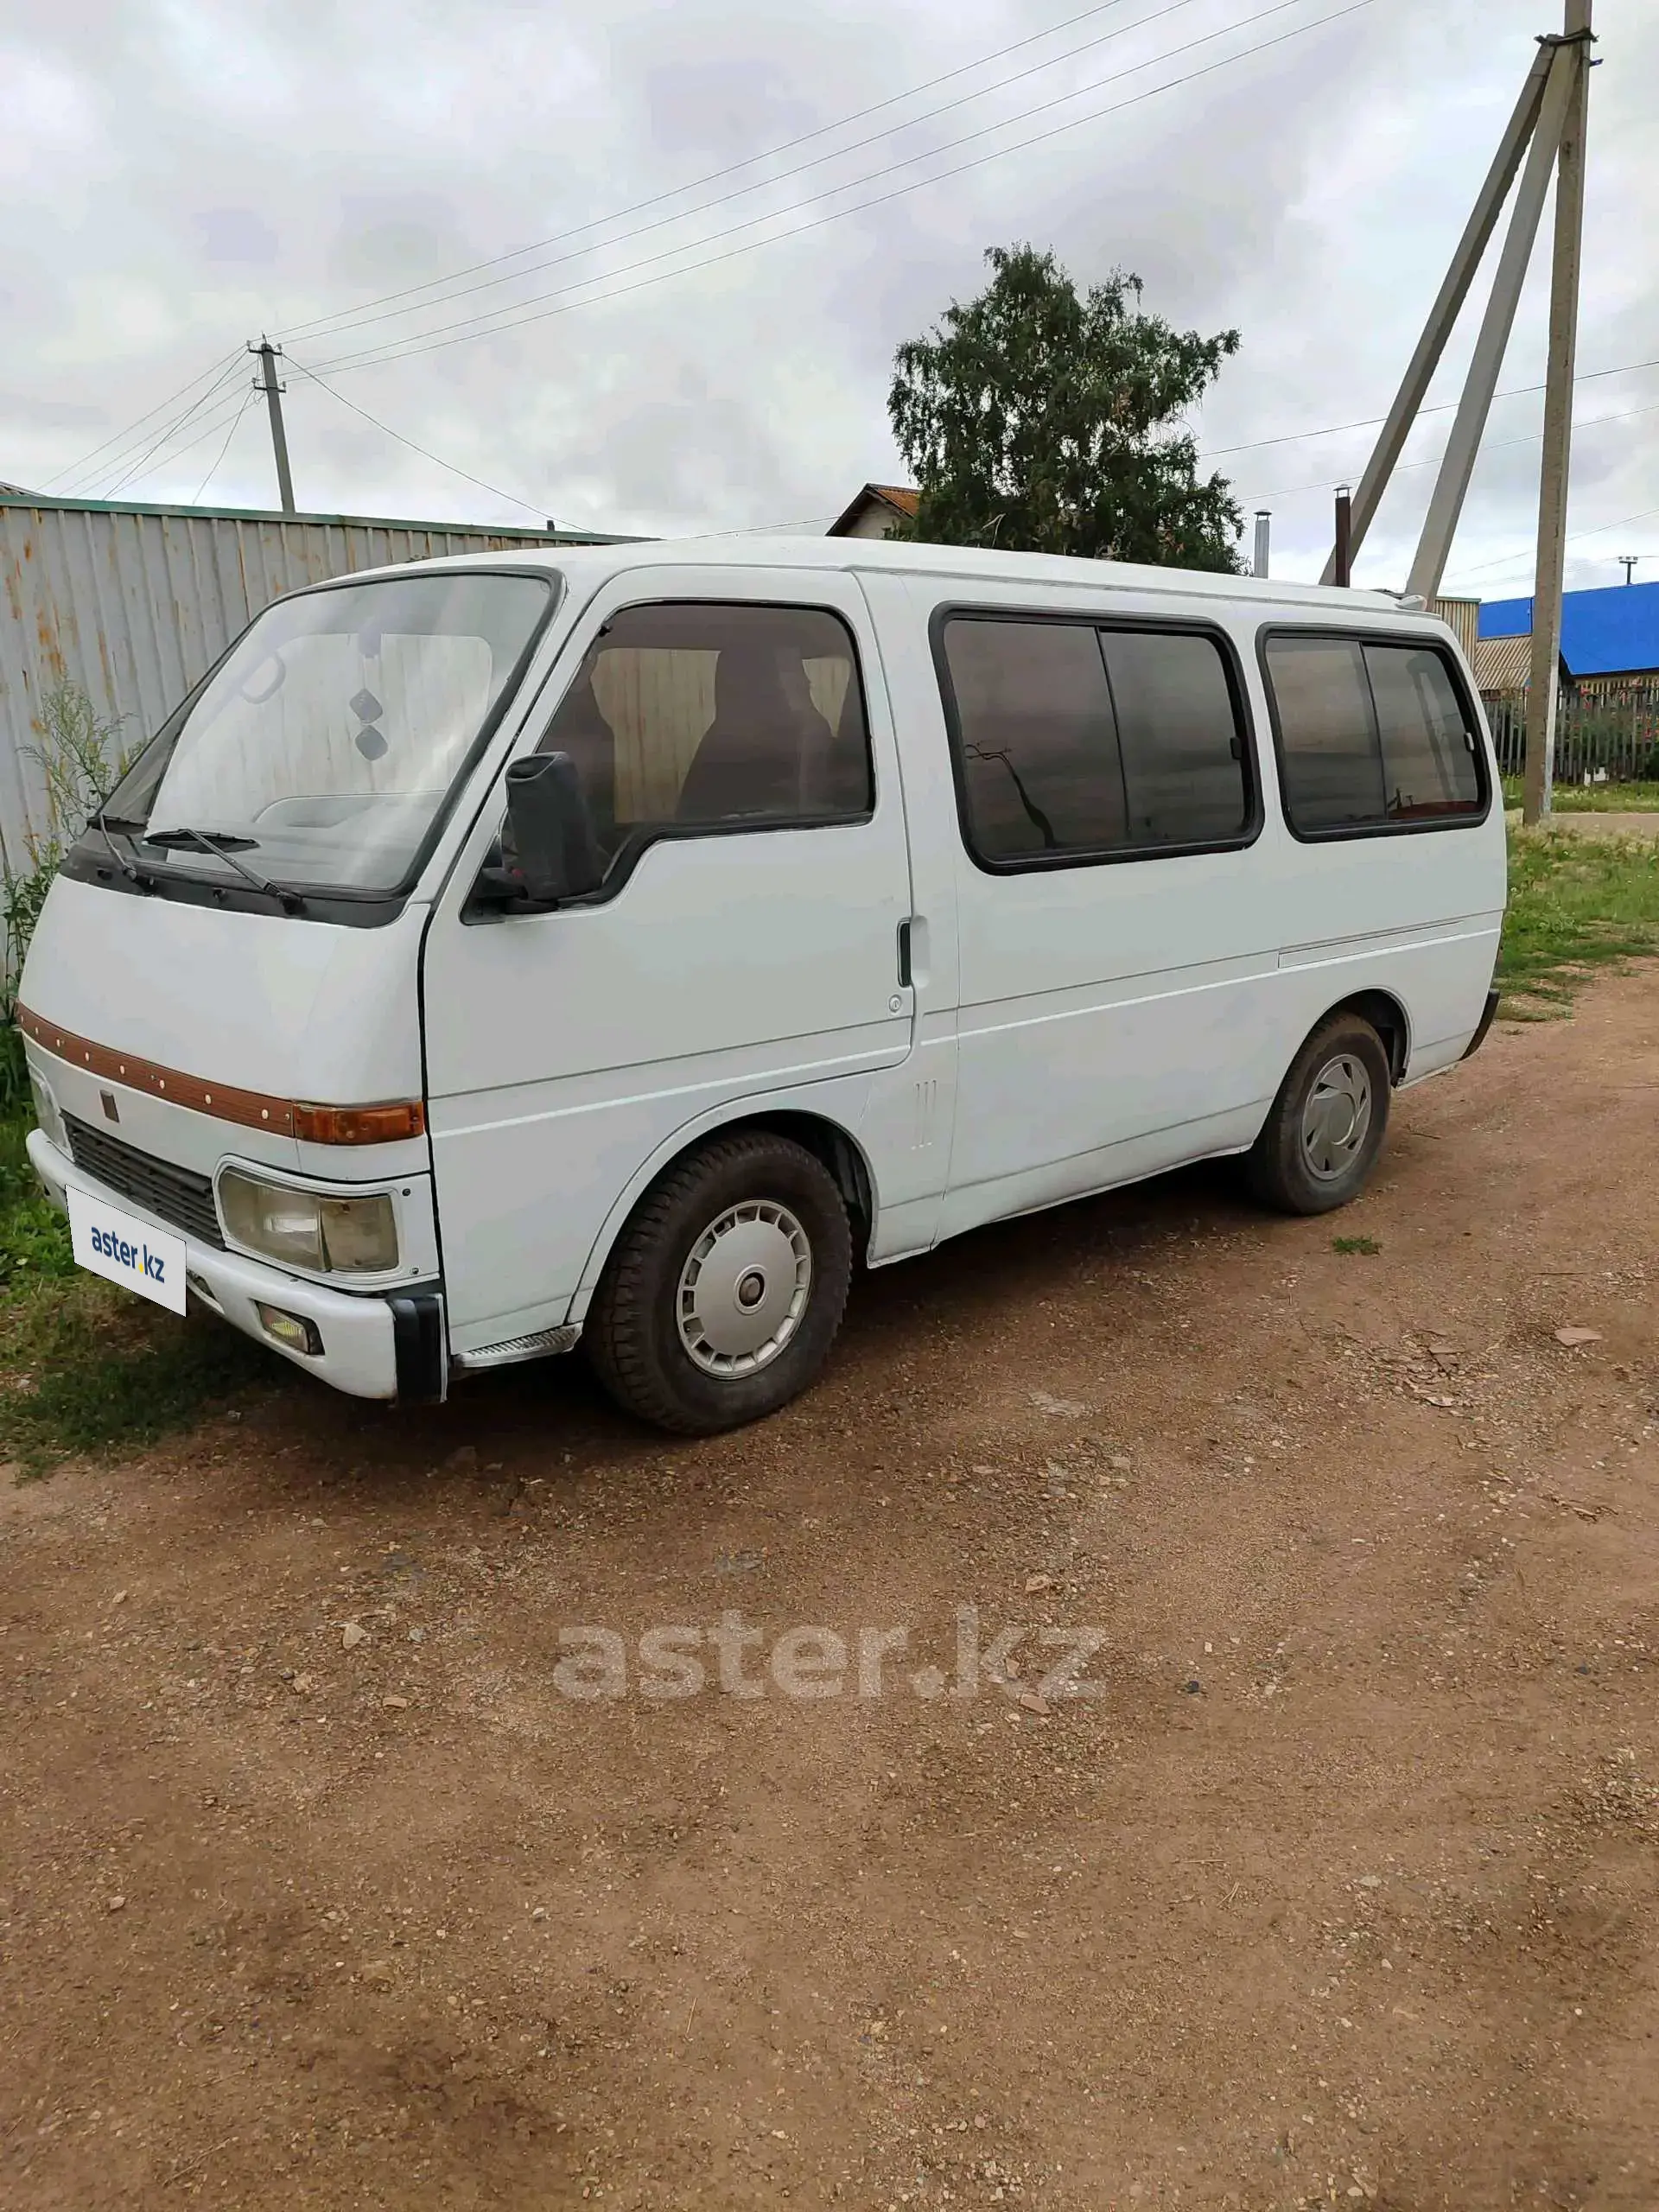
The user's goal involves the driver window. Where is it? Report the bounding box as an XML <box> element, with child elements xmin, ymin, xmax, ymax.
<box><xmin>536</xmin><ymin>601</ymin><xmax>873</xmax><ymax>860</ymax></box>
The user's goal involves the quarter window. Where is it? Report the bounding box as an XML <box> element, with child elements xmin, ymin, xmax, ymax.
<box><xmin>537</xmin><ymin>601</ymin><xmax>872</xmax><ymax>860</ymax></box>
<box><xmin>939</xmin><ymin>615</ymin><xmax>1250</xmax><ymax>865</ymax></box>
<box><xmin>1266</xmin><ymin>632</ymin><xmax>1483</xmax><ymax>835</ymax></box>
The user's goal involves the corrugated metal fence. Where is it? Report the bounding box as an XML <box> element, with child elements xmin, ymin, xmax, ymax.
<box><xmin>0</xmin><ymin>493</ymin><xmax>623</xmax><ymax>868</ymax></box>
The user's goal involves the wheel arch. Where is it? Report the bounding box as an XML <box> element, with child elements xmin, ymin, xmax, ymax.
<box><xmin>566</xmin><ymin>1101</ymin><xmax>879</xmax><ymax>1325</ymax></box>
<box><xmin>1319</xmin><ymin>988</ymin><xmax>1412</xmax><ymax>1084</ymax></box>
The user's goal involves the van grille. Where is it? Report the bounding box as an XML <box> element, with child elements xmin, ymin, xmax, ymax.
<box><xmin>62</xmin><ymin>1115</ymin><xmax>225</xmax><ymax>1249</ymax></box>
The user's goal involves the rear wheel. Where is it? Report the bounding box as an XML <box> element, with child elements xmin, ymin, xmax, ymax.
<box><xmin>585</xmin><ymin>1129</ymin><xmax>853</xmax><ymax>1433</ymax></box>
<box><xmin>1246</xmin><ymin>1014</ymin><xmax>1392</xmax><ymax>1215</ymax></box>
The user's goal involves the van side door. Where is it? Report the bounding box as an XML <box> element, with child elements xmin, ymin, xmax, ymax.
<box><xmin>932</xmin><ymin>595</ymin><xmax>1285</xmax><ymax>1237</ymax></box>
<box><xmin>420</xmin><ymin>567</ymin><xmax>919</xmax><ymax>1364</ymax></box>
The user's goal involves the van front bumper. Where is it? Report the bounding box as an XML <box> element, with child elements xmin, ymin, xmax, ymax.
<box><xmin>28</xmin><ymin>1128</ymin><xmax>446</xmax><ymax>1403</ymax></box>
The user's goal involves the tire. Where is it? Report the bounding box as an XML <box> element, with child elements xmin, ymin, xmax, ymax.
<box><xmin>1246</xmin><ymin>1013</ymin><xmax>1392</xmax><ymax>1216</ymax></box>
<box><xmin>585</xmin><ymin>1129</ymin><xmax>854</xmax><ymax>1434</ymax></box>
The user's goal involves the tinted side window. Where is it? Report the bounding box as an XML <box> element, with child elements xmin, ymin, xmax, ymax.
<box><xmin>1364</xmin><ymin>644</ymin><xmax>1482</xmax><ymax>819</ymax></box>
<box><xmin>1265</xmin><ymin>634</ymin><xmax>1386</xmax><ymax>832</ymax></box>
<box><xmin>942</xmin><ymin>616</ymin><xmax>1251</xmax><ymax>864</ymax></box>
<box><xmin>1103</xmin><ymin>629</ymin><xmax>1248</xmax><ymax>844</ymax></box>
<box><xmin>537</xmin><ymin>601</ymin><xmax>872</xmax><ymax>858</ymax></box>
<box><xmin>944</xmin><ymin>618</ymin><xmax>1126</xmax><ymax>860</ymax></box>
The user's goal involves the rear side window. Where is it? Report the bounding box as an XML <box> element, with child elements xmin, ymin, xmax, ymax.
<box><xmin>1265</xmin><ymin>632</ymin><xmax>1484</xmax><ymax>836</ymax></box>
<box><xmin>1367</xmin><ymin>645</ymin><xmax>1484</xmax><ymax>820</ymax></box>
<box><xmin>537</xmin><ymin>601</ymin><xmax>873</xmax><ymax>858</ymax></box>
<box><xmin>938</xmin><ymin>614</ymin><xmax>1250</xmax><ymax>866</ymax></box>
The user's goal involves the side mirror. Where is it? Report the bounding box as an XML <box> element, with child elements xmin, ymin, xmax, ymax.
<box><xmin>496</xmin><ymin>751</ymin><xmax>604</xmax><ymax>906</ymax></box>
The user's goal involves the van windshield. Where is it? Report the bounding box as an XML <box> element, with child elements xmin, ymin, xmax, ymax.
<box><xmin>103</xmin><ymin>571</ymin><xmax>554</xmax><ymax>895</ymax></box>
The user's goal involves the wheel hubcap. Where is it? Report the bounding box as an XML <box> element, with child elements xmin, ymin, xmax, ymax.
<box><xmin>1300</xmin><ymin>1053</ymin><xmax>1373</xmax><ymax>1179</ymax></box>
<box><xmin>677</xmin><ymin>1200</ymin><xmax>813</xmax><ymax>1376</ymax></box>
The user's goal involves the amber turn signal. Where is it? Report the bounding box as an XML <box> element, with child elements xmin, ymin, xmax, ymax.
<box><xmin>292</xmin><ymin>1100</ymin><xmax>426</xmax><ymax>1145</ymax></box>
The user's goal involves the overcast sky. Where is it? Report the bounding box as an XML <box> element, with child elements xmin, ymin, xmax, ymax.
<box><xmin>2</xmin><ymin>0</ymin><xmax>1654</xmax><ymax>595</ymax></box>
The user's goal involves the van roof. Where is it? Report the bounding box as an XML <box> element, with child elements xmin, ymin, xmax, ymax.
<box><xmin>334</xmin><ymin>531</ymin><xmax>1410</xmax><ymax>615</ymax></box>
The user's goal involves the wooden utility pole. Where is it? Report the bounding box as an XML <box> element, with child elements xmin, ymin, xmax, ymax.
<box><xmin>1523</xmin><ymin>0</ymin><xmax>1593</xmax><ymax>823</ymax></box>
<box><xmin>250</xmin><ymin>337</ymin><xmax>296</xmax><ymax>515</ymax></box>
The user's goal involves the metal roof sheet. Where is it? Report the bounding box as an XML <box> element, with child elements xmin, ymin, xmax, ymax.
<box><xmin>0</xmin><ymin>487</ymin><xmax>636</xmax><ymax>543</ymax></box>
<box><xmin>1473</xmin><ymin>633</ymin><xmax>1535</xmax><ymax>691</ymax></box>
<box><xmin>1478</xmin><ymin>580</ymin><xmax>1659</xmax><ymax>677</ymax></box>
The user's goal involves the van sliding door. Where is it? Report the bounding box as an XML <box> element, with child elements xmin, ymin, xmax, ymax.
<box><xmin>935</xmin><ymin>601</ymin><xmax>1283</xmax><ymax>1236</ymax></box>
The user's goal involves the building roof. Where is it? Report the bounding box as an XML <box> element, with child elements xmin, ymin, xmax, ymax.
<box><xmin>1478</xmin><ymin>579</ymin><xmax>1659</xmax><ymax>678</ymax></box>
<box><xmin>0</xmin><ymin>486</ymin><xmax>636</xmax><ymax>543</ymax></box>
<box><xmin>826</xmin><ymin>483</ymin><xmax>920</xmax><ymax>536</ymax></box>
<box><xmin>1473</xmin><ymin>633</ymin><xmax>1537</xmax><ymax>692</ymax></box>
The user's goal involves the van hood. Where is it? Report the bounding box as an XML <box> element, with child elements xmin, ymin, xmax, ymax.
<box><xmin>20</xmin><ymin>873</ymin><xmax>427</xmax><ymax>1104</ymax></box>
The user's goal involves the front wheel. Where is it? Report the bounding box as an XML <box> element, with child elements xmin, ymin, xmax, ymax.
<box><xmin>1246</xmin><ymin>1014</ymin><xmax>1392</xmax><ymax>1215</ymax></box>
<box><xmin>585</xmin><ymin>1129</ymin><xmax>854</xmax><ymax>1433</ymax></box>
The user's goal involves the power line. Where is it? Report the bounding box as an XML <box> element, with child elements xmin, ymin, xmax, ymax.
<box><xmin>277</xmin><ymin>0</ymin><xmax>1167</xmax><ymax>343</ymax></box>
<box><xmin>97</xmin><ymin>362</ymin><xmax>251</xmax><ymax>499</ymax></box>
<box><xmin>283</xmin><ymin>354</ymin><xmax>546</xmax><ymax>517</ymax></box>
<box><xmin>189</xmin><ymin>386</ymin><xmax>257</xmax><ymax>504</ymax></box>
<box><xmin>1200</xmin><ymin>353</ymin><xmax>1659</xmax><ymax>462</ymax></box>
<box><xmin>280</xmin><ymin>0</ymin><xmax>1211</xmax><ymax>352</ymax></box>
<box><xmin>1452</xmin><ymin>499</ymin><xmax>1659</xmax><ymax>587</ymax></box>
<box><xmin>63</xmin><ymin>357</ymin><xmax>245</xmax><ymax>498</ymax></box>
<box><xmin>1237</xmin><ymin>394</ymin><xmax>1659</xmax><ymax>504</ymax></box>
<box><xmin>309</xmin><ymin>0</ymin><xmax>1376</xmax><ymax>379</ymax></box>
<box><xmin>104</xmin><ymin>387</ymin><xmax>260</xmax><ymax>497</ymax></box>
<box><xmin>39</xmin><ymin>350</ymin><xmax>243</xmax><ymax>493</ymax></box>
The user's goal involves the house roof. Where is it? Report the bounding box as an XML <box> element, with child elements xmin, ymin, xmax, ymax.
<box><xmin>826</xmin><ymin>482</ymin><xmax>920</xmax><ymax>536</ymax></box>
<box><xmin>1478</xmin><ymin>579</ymin><xmax>1659</xmax><ymax>678</ymax></box>
<box><xmin>1473</xmin><ymin>634</ymin><xmax>1537</xmax><ymax>692</ymax></box>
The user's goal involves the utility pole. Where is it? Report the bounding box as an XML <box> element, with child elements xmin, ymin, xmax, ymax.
<box><xmin>1405</xmin><ymin>33</ymin><xmax>1580</xmax><ymax>604</ymax></box>
<box><xmin>1523</xmin><ymin>0</ymin><xmax>1594</xmax><ymax>825</ymax></box>
<box><xmin>1252</xmin><ymin>510</ymin><xmax>1271</xmax><ymax>579</ymax></box>
<box><xmin>1333</xmin><ymin>486</ymin><xmax>1352</xmax><ymax>588</ymax></box>
<box><xmin>1319</xmin><ymin>43</ymin><xmax>1555</xmax><ymax>586</ymax></box>
<box><xmin>250</xmin><ymin>337</ymin><xmax>296</xmax><ymax>516</ymax></box>
<box><xmin>1618</xmin><ymin>556</ymin><xmax>1638</xmax><ymax>584</ymax></box>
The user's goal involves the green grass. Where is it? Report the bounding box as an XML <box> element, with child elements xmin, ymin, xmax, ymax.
<box><xmin>1500</xmin><ymin>774</ymin><xmax>1659</xmax><ymax>813</ymax></box>
<box><xmin>1497</xmin><ymin>825</ymin><xmax>1659</xmax><ymax>1017</ymax></box>
<box><xmin>0</xmin><ymin>1107</ymin><xmax>271</xmax><ymax>1480</ymax></box>
<box><xmin>1332</xmin><ymin>1234</ymin><xmax>1381</xmax><ymax>1256</ymax></box>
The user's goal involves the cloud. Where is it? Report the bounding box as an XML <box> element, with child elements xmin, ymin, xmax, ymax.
<box><xmin>194</xmin><ymin>207</ymin><xmax>280</xmax><ymax>265</ymax></box>
<box><xmin>2</xmin><ymin>0</ymin><xmax>1654</xmax><ymax>594</ymax></box>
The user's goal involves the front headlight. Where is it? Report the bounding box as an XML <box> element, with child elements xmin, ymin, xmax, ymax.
<box><xmin>219</xmin><ymin>1171</ymin><xmax>398</xmax><ymax>1275</ymax></box>
<box><xmin>29</xmin><ymin>1071</ymin><xmax>67</xmax><ymax>1154</ymax></box>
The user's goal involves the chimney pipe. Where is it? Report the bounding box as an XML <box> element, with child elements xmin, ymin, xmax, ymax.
<box><xmin>1333</xmin><ymin>485</ymin><xmax>1353</xmax><ymax>588</ymax></box>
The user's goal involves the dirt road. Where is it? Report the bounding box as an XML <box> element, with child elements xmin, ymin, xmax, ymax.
<box><xmin>4</xmin><ymin>972</ymin><xmax>1658</xmax><ymax>2212</ymax></box>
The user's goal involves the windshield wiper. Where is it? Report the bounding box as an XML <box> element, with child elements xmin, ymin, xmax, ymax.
<box><xmin>145</xmin><ymin>825</ymin><xmax>260</xmax><ymax>851</ymax></box>
<box><xmin>89</xmin><ymin>808</ymin><xmax>157</xmax><ymax>889</ymax></box>
<box><xmin>143</xmin><ymin>825</ymin><xmax>306</xmax><ymax>912</ymax></box>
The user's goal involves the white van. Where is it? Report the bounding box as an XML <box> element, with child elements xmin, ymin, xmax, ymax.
<box><xmin>20</xmin><ymin>538</ymin><xmax>1504</xmax><ymax>1432</ymax></box>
